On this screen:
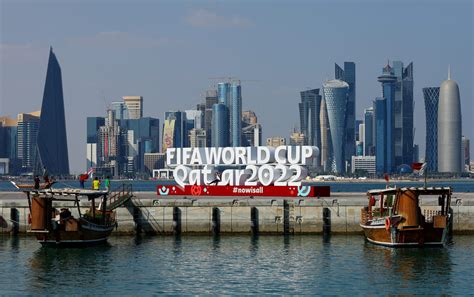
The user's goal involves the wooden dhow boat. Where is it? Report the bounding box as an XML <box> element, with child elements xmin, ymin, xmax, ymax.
<box><xmin>360</xmin><ymin>187</ymin><xmax>453</xmax><ymax>247</ymax></box>
<box><xmin>13</xmin><ymin>183</ymin><xmax>133</xmax><ymax>246</ymax></box>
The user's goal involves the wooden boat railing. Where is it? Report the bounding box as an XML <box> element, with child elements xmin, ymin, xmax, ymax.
<box><xmin>423</xmin><ymin>209</ymin><xmax>442</xmax><ymax>223</ymax></box>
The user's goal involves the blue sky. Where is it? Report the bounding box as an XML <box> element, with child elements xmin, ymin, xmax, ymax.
<box><xmin>1</xmin><ymin>0</ymin><xmax>472</xmax><ymax>173</ymax></box>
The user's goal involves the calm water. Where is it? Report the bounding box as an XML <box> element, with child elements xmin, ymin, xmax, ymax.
<box><xmin>1</xmin><ymin>179</ymin><xmax>474</xmax><ymax>192</ymax></box>
<box><xmin>0</xmin><ymin>235</ymin><xmax>473</xmax><ymax>295</ymax></box>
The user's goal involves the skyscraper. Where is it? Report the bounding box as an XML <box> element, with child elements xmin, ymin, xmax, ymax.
<box><xmin>462</xmin><ymin>136</ymin><xmax>470</xmax><ymax>169</ymax></box>
<box><xmin>204</xmin><ymin>90</ymin><xmax>218</xmax><ymax>147</ymax></box>
<box><xmin>423</xmin><ymin>87</ymin><xmax>440</xmax><ymax>172</ymax></box>
<box><xmin>231</xmin><ymin>81</ymin><xmax>242</xmax><ymax>146</ymax></box>
<box><xmin>17</xmin><ymin>112</ymin><xmax>40</xmax><ymax>173</ymax></box>
<box><xmin>374</xmin><ymin>97</ymin><xmax>387</xmax><ymax>174</ymax></box>
<box><xmin>438</xmin><ymin>68</ymin><xmax>462</xmax><ymax>173</ymax></box>
<box><xmin>377</xmin><ymin>63</ymin><xmax>397</xmax><ymax>173</ymax></box>
<box><xmin>323</xmin><ymin>79</ymin><xmax>349</xmax><ymax>174</ymax></box>
<box><xmin>164</xmin><ymin>111</ymin><xmax>186</xmax><ymax>148</ymax></box>
<box><xmin>392</xmin><ymin>61</ymin><xmax>414</xmax><ymax>167</ymax></box>
<box><xmin>123</xmin><ymin>96</ymin><xmax>143</xmax><ymax>119</ymax></box>
<box><xmin>110</xmin><ymin>101</ymin><xmax>129</xmax><ymax>120</ymax></box>
<box><xmin>335</xmin><ymin>62</ymin><xmax>356</xmax><ymax>167</ymax></box>
<box><xmin>211</xmin><ymin>103</ymin><xmax>229</xmax><ymax>147</ymax></box>
<box><xmin>299</xmin><ymin>89</ymin><xmax>322</xmax><ymax>147</ymax></box>
<box><xmin>36</xmin><ymin>48</ymin><xmax>69</xmax><ymax>175</ymax></box>
<box><xmin>364</xmin><ymin>107</ymin><xmax>375</xmax><ymax>156</ymax></box>
<box><xmin>319</xmin><ymin>98</ymin><xmax>331</xmax><ymax>172</ymax></box>
<box><xmin>86</xmin><ymin>116</ymin><xmax>105</xmax><ymax>169</ymax></box>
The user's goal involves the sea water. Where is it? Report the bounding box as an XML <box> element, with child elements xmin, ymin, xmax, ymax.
<box><xmin>0</xmin><ymin>235</ymin><xmax>473</xmax><ymax>295</ymax></box>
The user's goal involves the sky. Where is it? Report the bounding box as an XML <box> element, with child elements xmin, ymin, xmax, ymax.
<box><xmin>0</xmin><ymin>0</ymin><xmax>472</xmax><ymax>174</ymax></box>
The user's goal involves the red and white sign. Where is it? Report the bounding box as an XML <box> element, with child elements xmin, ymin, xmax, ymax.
<box><xmin>157</xmin><ymin>185</ymin><xmax>330</xmax><ymax>198</ymax></box>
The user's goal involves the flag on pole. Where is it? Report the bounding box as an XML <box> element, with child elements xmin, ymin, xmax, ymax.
<box><xmin>412</xmin><ymin>162</ymin><xmax>427</xmax><ymax>176</ymax></box>
<box><xmin>87</xmin><ymin>167</ymin><xmax>94</xmax><ymax>178</ymax></box>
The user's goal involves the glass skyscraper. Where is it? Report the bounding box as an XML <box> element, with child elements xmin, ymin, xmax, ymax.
<box><xmin>231</xmin><ymin>82</ymin><xmax>242</xmax><ymax>146</ymax></box>
<box><xmin>299</xmin><ymin>89</ymin><xmax>322</xmax><ymax>147</ymax></box>
<box><xmin>377</xmin><ymin>63</ymin><xmax>398</xmax><ymax>173</ymax></box>
<box><xmin>364</xmin><ymin>107</ymin><xmax>374</xmax><ymax>156</ymax></box>
<box><xmin>374</xmin><ymin>97</ymin><xmax>387</xmax><ymax>174</ymax></box>
<box><xmin>423</xmin><ymin>87</ymin><xmax>440</xmax><ymax>172</ymax></box>
<box><xmin>323</xmin><ymin>80</ymin><xmax>349</xmax><ymax>174</ymax></box>
<box><xmin>392</xmin><ymin>61</ymin><xmax>414</xmax><ymax>167</ymax></box>
<box><xmin>335</xmin><ymin>62</ymin><xmax>356</xmax><ymax>167</ymax></box>
<box><xmin>35</xmin><ymin>48</ymin><xmax>70</xmax><ymax>175</ymax></box>
<box><xmin>212</xmin><ymin>103</ymin><xmax>229</xmax><ymax>147</ymax></box>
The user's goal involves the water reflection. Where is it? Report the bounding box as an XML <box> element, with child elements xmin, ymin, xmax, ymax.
<box><xmin>28</xmin><ymin>244</ymin><xmax>113</xmax><ymax>294</ymax></box>
<box><xmin>362</xmin><ymin>242</ymin><xmax>452</xmax><ymax>292</ymax></box>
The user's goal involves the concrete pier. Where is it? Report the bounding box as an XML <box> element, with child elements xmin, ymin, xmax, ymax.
<box><xmin>1</xmin><ymin>192</ymin><xmax>474</xmax><ymax>235</ymax></box>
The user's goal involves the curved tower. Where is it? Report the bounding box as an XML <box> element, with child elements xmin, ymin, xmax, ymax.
<box><xmin>211</xmin><ymin>103</ymin><xmax>229</xmax><ymax>147</ymax></box>
<box><xmin>438</xmin><ymin>68</ymin><xmax>462</xmax><ymax>173</ymax></box>
<box><xmin>323</xmin><ymin>79</ymin><xmax>349</xmax><ymax>174</ymax></box>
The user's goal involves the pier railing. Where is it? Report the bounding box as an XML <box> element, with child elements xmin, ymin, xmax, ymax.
<box><xmin>107</xmin><ymin>184</ymin><xmax>133</xmax><ymax>211</ymax></box>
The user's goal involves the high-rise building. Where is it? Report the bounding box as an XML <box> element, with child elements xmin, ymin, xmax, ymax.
<box><xmin>97</xmin><ymin>109</ymin><xmax>125</xmax><ymax>177</ymax></box>
<box><xmin>319</xmin><ymin>98</ymin><xmax>331</xmax><ymax>172</ymax></box>
<box><xmin>374</xmin><ymin>97</ymin><xmax>387</xmax><ymax>174</ymax></box>
<box><xmin>0</xmin><ymin>116</ymin><xmax>19</xmax><ymax>174</ymax></box>
<box><xmin>123</xmin><ymin>96</ymin><xmax>143</xmax><ymax>119</ymax></box>
<box><xmin>438</xmin><ymin>68</ymin><xmax>462</xmax><ymax>173</ymax></box>
<box><xmin>144</xmin><ymin>152</ymin><xmax>166</xmax><ymax>175</ymax></box>
<box><xmin>204</xmin><ymin>90</ymin><xmax>218</xmax><ymax>147</ymax></box>
<box><xmin>189</xmin><ymin>128</ymin><xmax>207</xmax><ymax>148</ymax></box>
<box><xmin>164</xmin><ymin>111</ymin><xmax>186</xmax><ymax>148</ymax></box>
<box><xmin>17</xmin><ymin>111</ymin><xmax>40</xmax><ymax>173</ymax></box>
<box><xmin>212</xmin><ymin>103</ymin><xmax>229</xmax><ymax>147</ymax></box>
<box><xmin>423</xmin><ymin>87</ymin><xmax>440</xmax><ymax>172</ymax></box>
<box><xmin>36</xmin><ymin>48</ymin><xmax>69</xmax><ymax>175</ymax></box>
<box><xmin>364</xmin><ymin>107</ymin><xmax>375</xmax><ymax>156</ymax></box>
<box><xmin>335</xmin><ymin>62</ymin><xmax>356</xmax><ymax>167</ymax></box>
<box><xmin>185</xmin><ymin>110</ymin><xmax>203</xmax><ymax>130</ymax></box>
<box><xmin>358</xmin><ymin>123</ymin><xmax>365</xmax><ymax>156</ymax></box>
<box><xmin>299</xmin><ymin>89</ymin><xmax>322</xmax><ymax>148</ymax></box>
<box><xmin>394</xmin><ymin>62</ymin><xmax>414</xmax><ymax>167</ymax></box>
<box><xmin>230</xmin><ymin>81</ymin><xmax>242</xmax><ymax>146</ymax></box>
<box><xmin>266</xmin><ymin>137</ymin><xmax>286</xmax><ymax>147</ymax></box>
<box><xmin>462</xmin><ymin>136</ymin><xmax>470</xmax><ymax>170</ymax></box>
<box><xmin>377</xmin><ymin>63</ymin><xmax>397</xmax><ymax>173</ymax></box>
<box><xmin>355</xmin><ymin>120</ymin><xmax>363</xmax><ymax>142</ymax></box>
<box><xmin>323</xmin><ymin>79</ymin><xmax>349</xmax><ymax>174</ymax></box>
<box><xmin>86</xmin><ymin>116</ymin><xmax>105</xmax><ymax>169</ymax></box>
<box><xmin>110</xmin><ymin>101</ymin><xmax>129</xmax><ymax>120</ymax></box>
<box><xmin>217</xmin><ymin>82</ymin><xmax>230</xmax><ymax>105</ymax></box>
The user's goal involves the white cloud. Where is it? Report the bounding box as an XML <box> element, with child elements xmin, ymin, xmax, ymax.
<box><xmin>185</xmin><ymin>9</ymin><xmax>253</xmax><ymax>28</ymax></box>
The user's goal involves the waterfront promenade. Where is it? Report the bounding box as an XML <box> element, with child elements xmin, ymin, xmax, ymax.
<box><xmin>1</xmin><ymin>191</ymin><xmax>473</xmax><ymax>235</ymax></box>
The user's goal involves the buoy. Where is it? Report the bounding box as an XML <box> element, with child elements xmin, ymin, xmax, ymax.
<box><xmin>385</xmin><ymin>217</ymin><xmax>391</xmax><ymax>231</ymax></box>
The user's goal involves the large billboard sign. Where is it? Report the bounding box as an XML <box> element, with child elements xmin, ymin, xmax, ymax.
<box><xmin>166</xmin><ymin>146</ymin><xmax>319</xmax><ymax>188</ymax></box>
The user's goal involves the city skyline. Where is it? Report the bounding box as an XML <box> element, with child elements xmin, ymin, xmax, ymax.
<box><xmin>1</xmin><ymin>0</ymin><xmax>472</xmax><ymax>173</ymax></box>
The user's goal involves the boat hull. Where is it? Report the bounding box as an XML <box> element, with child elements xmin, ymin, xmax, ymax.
<box><xmin>360</xmin><ymin>224</ymin><xmax>447</xmax><ymax>247</ymax></box>
<box><xmin>32</xmin><ymin>223</ymin><xmax>115</xmax><ymax>247</ymax></box>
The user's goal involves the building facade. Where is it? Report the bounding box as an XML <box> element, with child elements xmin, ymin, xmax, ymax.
<box><xmin>231</xmin><ymin>82</ymin><xmax>242</xmax><ymax>146</ymax></box>
<box><xmin>189</xmin><ymin>128</ymin><xmax>207</xmax><ymax>148</ymax></box>
<box><xmin>211</xmin><ymin>103</ymin><xmax>230</xmax><ymax>147</ymax></box>
<box><xmin>351</xmin><ymin>156</ymin><xmax>376</xmax><ymax>175</ymax></box>
<box><xmin>335</xmin><ymin>62</ymin><xmax>356</xmax><ymax>168</ymax></box>
<box><xmin>423</xmin><ymin>87</ymin><xmax>440</xmax><ymax>172</ymax></box>
<box><xmin>36</xmin><ymin>48</ymin><xmax>69</xmax><ymax>176</ymax></box>
<box><xmin>323</xmin><ymin>79</ymin><xmax>349</xmax><ymax>174</ymax></box>
<box><xmin>364</xmin><ymin>107</ymin><xmax>375</xmax><ymax>156</ymax></box>
<box><xmin>299</xmin><ymin>89</ymin><xmax>322</xmax><ymax>148</ymax></box>
<box><xmin>438</xmin><ymin>70</ymin><xmax>462</xmax><ymax>173</ymax></box>
<box><xmin>17</xmin><ymin>112</ymin><xmax>40</xmax><ymax>173</ymax></box>
<box><xmin>374</xmin><ymin>97</ymin><xmax>387</xmax><ymax>174</ymax></box>
<box><xmin>122</xmin><ymin>96</ymin><xmax>143</xmax><ymax>119</ymax></box>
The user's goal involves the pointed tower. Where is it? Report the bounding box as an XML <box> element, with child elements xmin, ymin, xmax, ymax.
<box><xmin>438</xmin><ymin>67</ymin><xmax>462</xmax><ymax>173</ymax></box>
<box><xmin>35</xmin><ymin>47</ymin><xmax>70</xmax><ymax>175</ymax></box>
